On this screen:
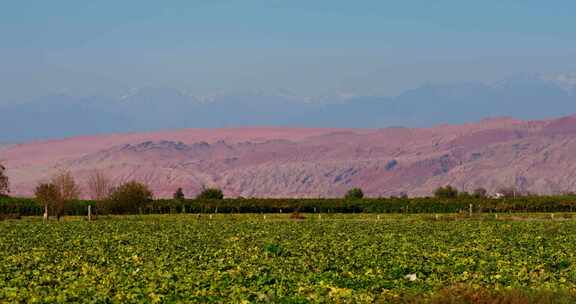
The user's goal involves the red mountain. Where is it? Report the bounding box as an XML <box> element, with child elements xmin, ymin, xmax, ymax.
<box><xmin>3</xmin><ymin>116</ymin><xmax>576</xmax><ymax>198</ymax></box>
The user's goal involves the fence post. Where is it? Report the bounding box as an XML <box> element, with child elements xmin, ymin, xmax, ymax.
<box><xmin>88</xmin><ymin>205</ymin><xmax>92</xmax><ymax>221</ymax></box>
<box><xmin>469</xmin><ymin>204</ymin><xmax>473</xmax><ymax>217</ymax></box>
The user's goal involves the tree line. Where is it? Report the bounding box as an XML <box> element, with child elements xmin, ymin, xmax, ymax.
<box><xmin>31</xmin><ymin>170</ymin><xmax>224</xmax><ymax>220</ymax></box>
<box><xmin>2</xmin><ymin>162</ymin><xmax>576</xmax><ymax>218</ymax></box>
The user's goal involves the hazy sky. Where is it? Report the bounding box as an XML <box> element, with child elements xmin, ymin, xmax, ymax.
<box><xmin>1</xmin><ymin>0</ymin><xmax>576</xmax><ymax>102</ymax></box>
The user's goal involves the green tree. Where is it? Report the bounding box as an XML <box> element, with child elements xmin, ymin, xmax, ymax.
<box><xmin>434</xmin><ymin>185</ymin><xmax>459</xmax><ymax>199</ymax></box>
<box><xmin>173</xmin><ymin>188</ymin><xmax>185</xmax><ymax>200</ymax></box>
<box><xmin>345</xmin><ymin>188</ymin><xmax>364</xmax><ymax>200</ymax></box>
<box><xmin>196</xmin><ymin>187</ymin><xmax>224</xmax><ymax>200</ymax></box>
<box><xmin>35</xmin><ymin>183</ymin><xmax>60</xmax><ymax>220</ymax></box>
<box><xmin>0</xmin><ymin>163</ymin><xmax>9</xmax><ymax>197</ymax></box>
<box><xmin>107</xmin><ymin>181</ymin><xmax>153</xmax><ymax>214</ymax></box>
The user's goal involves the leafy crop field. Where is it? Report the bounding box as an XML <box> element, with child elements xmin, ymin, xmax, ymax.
<box><xmin>2</xmin><ymin>214</ymin><xmax>576</xmax><ymax>303</ymax></box>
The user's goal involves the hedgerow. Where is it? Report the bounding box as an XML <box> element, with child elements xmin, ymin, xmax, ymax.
<box><xmin>3</xmin><ymin>195</ymin><xmax>576</xmax><ymax>216</ymax></box>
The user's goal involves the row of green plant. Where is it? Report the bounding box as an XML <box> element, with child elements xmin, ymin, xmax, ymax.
<box><xmin>3</xmin><ymin>214</ymin><xmax>576</xmax><ymax>302</ymax></box>
<box><xmin>4</xmin><ymin>194</ymin><xmax>576</xmax><ymax>217</ymax></box>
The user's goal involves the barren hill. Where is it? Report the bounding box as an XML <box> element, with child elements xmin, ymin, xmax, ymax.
<box><xmin>3</xmin><ymin>116</ymin><xmax>576</xmax><ymax>198</ymax></box>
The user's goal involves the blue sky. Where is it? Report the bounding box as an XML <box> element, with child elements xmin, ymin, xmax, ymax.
<box><xmin>1</xmin><ymin>0</ymin><xmax>576</xmax><ymax>101</ymax></box>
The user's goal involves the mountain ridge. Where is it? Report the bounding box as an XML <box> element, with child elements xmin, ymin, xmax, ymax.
<box><xmin>2</xmin><ymin>74</ymin><xmax>575</xmax><ymax>141</ymax></box>
<box><xmin>3</xmin><ymin>114</ymin><xmax>576</xmax><ymax>198</ymax></box>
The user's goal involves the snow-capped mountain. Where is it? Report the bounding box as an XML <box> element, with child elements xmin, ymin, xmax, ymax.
<box><xmin>1</xmin><ymin>74</ymin><xmax>575</xmax><ymax>141</ymax></box>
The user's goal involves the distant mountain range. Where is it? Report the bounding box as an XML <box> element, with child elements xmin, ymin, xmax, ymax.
<box><xmin>3</xmin><ymin>114</ymin><xmax>576</xmax><ymax>198</ymax></box>
<box><xmin>1</xmin><ymin>73</ymin><xmax>575</xmax><ymax>142</ymax></box>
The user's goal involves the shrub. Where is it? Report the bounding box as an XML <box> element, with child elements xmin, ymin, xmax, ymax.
<box><xmin>196</xmin><ymin>188</ymin><xmax>224</xmax><ymax>200</ymax></box>
<box><xmin>434</xmin><ymin>185</ymin><xmax>459</xmax><ymax>199</ymax></box>
<box><xmin>0</xmin><ymin>163</ymin><xmax>9</xmax><ymax>196</ymax></box>
<box><xmin>473</xmin><ymin>187</ymin><xmax>488</xmax><ymax>198</ymax></box>
<box><xmin>173</xmin><ymin>188</ymin><xmax>185</xmax><ymax>200</ymax></box>
<box><xmin>106</xmin><ymin>181</ymin><xmax>153</xmax><ymax>214</ymax></box>
<box><xmin>345</xmin><ymin>188</ymin><xmax>364</xmax><ymax>200</ymax></box>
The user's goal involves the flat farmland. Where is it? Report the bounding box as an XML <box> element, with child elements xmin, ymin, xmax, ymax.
<box><xmin>2</xmin><ymin>214</ymin><xmax>576</xmax><ymax>303</ymax></box>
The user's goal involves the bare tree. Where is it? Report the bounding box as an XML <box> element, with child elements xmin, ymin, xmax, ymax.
<box><xmin>86</xmin><ymin>170</ymin><xmax>113</xmax><ymax>214</ymax></box>
<box><xmin>51</xmin><ymin>170</ymin><xmax>81</xmax><ymax>220</ymax></box>
<box><xmin>0</xmin><ymin>162</ymin><xmax>9</xmax><ymax>196</ymax></box>
<box><xmin>87</xmin><ymin>170</ymin><xmax>112</xmax><ymax>201</ymax></box>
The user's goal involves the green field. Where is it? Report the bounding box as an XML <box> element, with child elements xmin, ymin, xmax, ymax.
<box><xmin>2</xmin><ymin>214</ymin><xmax>576</xmax><ymax>303</ymax></box>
